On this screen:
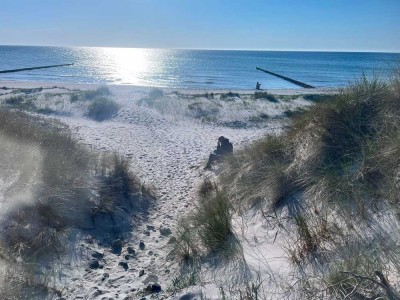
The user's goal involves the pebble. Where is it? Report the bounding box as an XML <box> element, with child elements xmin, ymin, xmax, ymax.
<box><xmin>92</xmin><ymin>251</ymin><xmax>104</xmax><ymax>259</ymax></box>
<box><xmin>139</xmin><ymin>241</ymin><xmax>145</xmax><ymax>250</ymax></box>
<box><xmin>127</xmin><ymin>246</ymin><xmax>135</xmax><ymax>255</ymax></box>
<box><xmin>118</xmin><ymin>261</ymin><xmax>128</xmax><ymax>271</ymax></box>
<box><xmin>159</xmin><ymin>226</ymin><xmax>172</xmax><ymax>236</ymax></box>
<box><xmin>111</xmin><ymin>239</ymin><xmax>123</xmax><ymax>255</ymax></box>
<box><xmin>89</xmin><ymin>260</ymin><xmax>100</xmax><ymax>269</ymax></box>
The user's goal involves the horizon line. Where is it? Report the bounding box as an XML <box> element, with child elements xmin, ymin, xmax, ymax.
<box><xmin>1</xmin><ymin>43</ymin><xmax>399</xmax><ymax>54</ymax></box>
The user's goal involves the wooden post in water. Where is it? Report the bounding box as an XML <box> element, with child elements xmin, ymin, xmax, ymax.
<box><xmin>0</xmin><ymin>63</ymin><xmax>74</xmax><ymax>74</ymax></box>
<box><xmin>256</xmin><ymin>67</ymin><xmax>315</xmax><ymax>89</ymax></box>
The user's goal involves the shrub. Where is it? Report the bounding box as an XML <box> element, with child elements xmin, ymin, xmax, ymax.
<box><xmin>86</xmin><ymin>97</ymin><xmax>119</xmax><ymax>121</ymax></box>
<box><xmin>254</xmin><ymin>92</ymin><xmax>278</xmax><ymax>102</ymax></box>
<box><xmin>69</xmin><ymin>86</ymin><xmax>111</xmax><ymax>102</ymax></box>
<box><xmin>83</xmin><ymin>86</ymin><xmax>111</xmax><ymax>100</ymax></box>
<box><xmin>220</xmin><ymin>91</ymin><xmax>240</xmax><ymax>100</ymax></box>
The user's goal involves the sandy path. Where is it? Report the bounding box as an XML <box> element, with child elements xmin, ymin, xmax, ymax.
<box><xmin>58</xmin><ymin>92</ymin><xmax>279</xmax><ymax>299</ymax></box>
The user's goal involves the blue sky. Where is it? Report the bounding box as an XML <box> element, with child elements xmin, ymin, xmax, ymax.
<box><xmin>0</xmin><ymin>0</ymin><xmax>399</xmax><ymax>52</ymax></box>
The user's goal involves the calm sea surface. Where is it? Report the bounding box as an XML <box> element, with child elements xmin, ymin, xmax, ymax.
<box><xmin>0</xmin><ymin>46</ymin><xmax>399</xmax><ymax>89</ymax></box>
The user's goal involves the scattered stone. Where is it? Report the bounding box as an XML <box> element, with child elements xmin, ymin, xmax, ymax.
<box><xmin>167</xmin><ymin>236</ymin><xmax>177</xmax><ymax>244</ymax></box>
<box><xmin>143</xmin><ymin>230</ymin><xmax>151</xmax><ymax>236</ymax></box>
<box><xmin>89</xmin><ymin>260</ymin><xmax>100</xmax><ymax>269</ymax></box>
<box><xmin>111</xmin><ymin>239</ymin><xmax>123</xmax><ymax>255</ymax></box>
<box><xmin>127</xmin><ymin>246</ymin><xmax>135</xmax><ymax>255</ymax></box>
<box><xmin>124</xmin><ymin>254</ymin><xmax>130</xmax><ymax>260</ymax></box>
<box><xmin>91</xmin><ymin>250</ymin><xmax>104</xmax><ymax>259</ymax></box>
<box><xmin>148</xmin><ymin>251</ymin><xmax>153</xmax><ymax>256</ymax></box>
<box><xmin>139</xmin><ymin>241</ymin><xmax>145</xmax><ymax>250</ymax></box>
<box><xmin>139</xmin><ymin>269</ymin><xmax>145</xmax><ymax>277</ymax></box>
<box><xmin>151</xmin><ymin>283</ymin><xmax>162</xmax><ymax>293</ymax></box>
<box><xmin>159</xmin><ymin>226</ymin><xmax>172</xmax><ymax>236</ymax></box>
<box><xmin>146</xmin><ymin>225</ymin><xmax>155</xmax><ymax>231</ymax></box>
<box><xmin>118</xmin><ymin>261</ymin><xmax>129</xmax><ymax>271</ymax></box>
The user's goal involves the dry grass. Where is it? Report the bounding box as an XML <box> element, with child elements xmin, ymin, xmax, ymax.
<box><xmin>213</xmin><ymin>72</ymin><xmax>400</xmax><ymax>298</ymax></box>
<box><xmin>0</xmin><ymin>109</ymin><xmax>153</xmax><ymax>299</ymax></box>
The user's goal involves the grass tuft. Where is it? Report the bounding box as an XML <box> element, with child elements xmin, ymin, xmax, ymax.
<box><xmin>86</xmin><ymin>97</ymin><xmax>119</xmax><ymax>121</ymax></box>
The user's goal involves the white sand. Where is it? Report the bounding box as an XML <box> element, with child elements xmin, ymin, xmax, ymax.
<box><xmin>0</xmin><ymin>81</ymin><xmax>338</xmax><ymax>299</ymax></box>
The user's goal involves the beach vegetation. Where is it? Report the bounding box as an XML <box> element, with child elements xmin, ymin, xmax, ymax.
<box><xmin>176</xmin><ymin>71</ymin><xmax>400</xmax><ymax>297</ymax></box>
<box><xmin>302</xmin><ymin>93</ymin><xmax>337</xmax><ymax>102</ymax></box>
<box><xmin>220</xmin><ymin>91</ymin><xmax>240</xmax><ymax>100</ymax></box>
<box><xmin>69</xmin><ymin>86</ymin><xmax>111</xmax><ymax>102</ymax></box>
<box><xmin>254</xmin><ymin>91</ymin><xmax>278</xmax><ymax>102</ymax></box>
<box><xmin>86</xmin><ymin>97</ymin><xmax>119</xmax><ymax>121</ymax></box>
<box><xmin>0</xmin><ymin>109</ymin><xmax>153</xmax><ymax>299</ymax></box>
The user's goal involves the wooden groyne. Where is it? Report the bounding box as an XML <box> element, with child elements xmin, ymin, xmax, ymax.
<box><xmin>256</xmin><ymin>67</ymin><xmax>315</xmax><ymax>89</ymax></box>
<box><xmin>0</xmin><ymin>63</ymin><xmax>74</xmax><ymax>74</ymax></box>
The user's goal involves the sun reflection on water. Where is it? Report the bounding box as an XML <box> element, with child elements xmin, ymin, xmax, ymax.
<box><xmin>86</xmin><ymin>47</ymin><xmax>175</xmax><ymax>86</ymax></box>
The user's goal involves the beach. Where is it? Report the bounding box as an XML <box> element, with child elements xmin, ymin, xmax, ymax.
<box><xmin>0</xmin><ymin>81</ymin><xmax>337</xmax><ymax>299</ymax></box>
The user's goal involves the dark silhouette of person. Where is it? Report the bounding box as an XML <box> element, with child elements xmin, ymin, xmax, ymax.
<box><xmin>256</xmin><ymin>82</ymin><xmax>261</xmax><ymax>90</ymax></box>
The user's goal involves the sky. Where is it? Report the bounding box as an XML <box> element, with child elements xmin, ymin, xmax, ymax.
<box><xmin>0</xmin><ymin>0</ymin><xmax>399</xmax><ymax>52</ymax></box>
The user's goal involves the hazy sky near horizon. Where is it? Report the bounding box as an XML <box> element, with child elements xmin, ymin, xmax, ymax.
<box><xmin>0</xmin><ymin>0</ymin><xmax>399</xmax><ymax>52</ymax></box>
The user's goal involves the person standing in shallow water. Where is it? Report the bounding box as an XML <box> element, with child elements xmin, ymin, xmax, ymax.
<box><xmin>256</xmin><ymin>82</ymin><xmax>261</xmax><ymax>90</ymax></box>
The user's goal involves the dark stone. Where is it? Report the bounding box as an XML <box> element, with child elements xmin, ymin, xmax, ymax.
<box><xmin>139</xmin><ymin>241</ymin><xmax>145</xmax><ymax>250</ymax></box>
<box><xmin>146</xmin><ymin>225</ymin><xmax>155</xmax><ymax>231</ymax></box>
<box><xmin>91</xmin><ymin>251</ymin><xmax>104</xmax><ymax>259</ymax></box>
<box><xmin>151</xmin><ymin>283</ymin><xmax>162</xmax><ymax>293</ymax></box>
<box><xmin>89</xmin><ymin>260</ymin><xmax>100</xmax><ymax>269</ymax></box>
<box><xmin>111</xmin><ymin>239</ymin><xmax>123</xmax><ymax>255</ymax></box>
<box><xmin>159</xmin><ymin>226</ymin><xmax>172</xmax><ymax>236</ymax></box>
<box><xmin>127</xmin><ymin>246</ymin><xmax>135</xmax><ymax>255</ymax></box>
<box><xmin>124</xmin><ymin>254</ymin><xmax>130</xmax><ymax>260</ymax></box>
<box><xmin>118</xmin><ymin>261</ymin><xmax>128</xmax><ymax>270</ymax></box>
<box><xmin>139</xmin><ymin>269</ymin><xmax>145</xmax><ymax>277</ymax></box>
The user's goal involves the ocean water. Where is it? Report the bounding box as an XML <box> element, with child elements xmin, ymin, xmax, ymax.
<box><xmin>0</xmin><ymin>46</ymin><xmax>399</xmax><ymax>89</ymax></box>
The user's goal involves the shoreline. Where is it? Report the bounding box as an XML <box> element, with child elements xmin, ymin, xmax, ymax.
<box><xmin>0</xmin><ymin>79</ymin><xmax>339</xmax><ymax>95</ymax></box>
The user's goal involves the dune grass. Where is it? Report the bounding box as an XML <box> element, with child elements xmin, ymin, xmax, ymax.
<box><xmin>173</xmin><ymin>179</ymin><xmax>235</xmax><ymax>265</ymax></box>
<box><xmin>175</xmin><ymin>72</ymin><xmax>400</xmax><ymax>298</ymax></box>
<box><xmin>0</xmin><ymin>109</ymin><xmax>153</xmax><ymax>299</ymax></box>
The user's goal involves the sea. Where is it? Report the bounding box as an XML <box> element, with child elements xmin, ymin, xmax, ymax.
<box><xmin>0</xmin><ymin>46</ymin><xmax>399</xmax><ymax>89</ymax></box>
